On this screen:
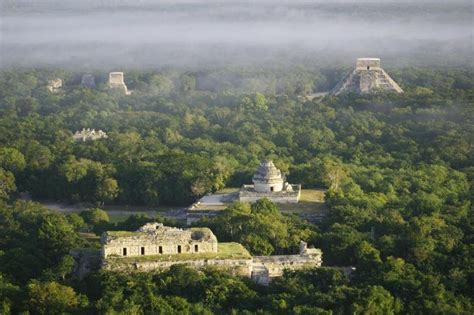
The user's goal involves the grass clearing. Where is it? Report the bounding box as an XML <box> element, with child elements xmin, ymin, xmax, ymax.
<box><xmin>279</xmin><ymin>189</ymin><xmax>327</xmax><ymax>214</ymax></box>
<box><xmin>191</xmin><ymin>188</ymin><xmax>327</xmax><ymax>214</ymax></box>
<box><xmin>108</xmin><ymin>242</ymin><xmax>251</xmax><ymax>263</ymax></box>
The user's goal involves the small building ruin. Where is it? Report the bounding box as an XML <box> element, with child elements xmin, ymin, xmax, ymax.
<box><xmin>73</xmin><ymin>128</ymin><xmax>108</xmax><ymax>142</ymax></box>
<box><xmin>239</xmin><ymin>160</ymin><xmax>301</xmax><ymax>203</ymax></box>
<box><xmin>101</xmin><ymin>223</ymin><xmax>322</xmax><ymax>284</ymax></box>
<box><xmin>331</xmin><ymin>58</ymin><xmax>403</xmax><ymax>95</ymax></box>
<box><xmin>47</xmin><ymin>78</ymin><xmax>63</xmax><ymax>92</ymax></box>
<box><xmin>108</xmin><ymin>72</ymin><xmax>131</xmax><ymax>95</ymax></box>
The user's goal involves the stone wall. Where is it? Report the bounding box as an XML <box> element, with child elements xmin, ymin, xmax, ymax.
<box><xmin>356</xmin><ymin>58</ymin><xmax>381</xmax><ymax>69</ymax></box>
<box><xmin>102</xmin><ymin>226</ymin><xmax>218</xmax><ymax>258</ymax></box>
<box><xmin>104</xmin><ymin>257</ymin><xmax>253</xmax><ymax>277</ymax></box>
<box><xmin>99</xmin><ymin>224</ymin><xmax>323</xmax><ymax>285</ymax></box>
<box><xmin>239</xmin><ymin>184</ymin><xmax>301</xmax><ymax>203</ymax></box>
<box><xmin>103</xmin><ymin>252</ymin><xmax>322</xmax><ymax>284</ymax></box>
<box><xmin>251</xmin><ymin>253</ymin><xmax>322</xmax><ymax>285</ymax></box>
<box><xmin>254</xmin><ymin>180</ymin><xmax>283</xmax><ymax>192</ymax></box>
<box><xmin>108</xmin><ymin>72</ymin><xmax>131</xmax><ymax>95</ymax></box>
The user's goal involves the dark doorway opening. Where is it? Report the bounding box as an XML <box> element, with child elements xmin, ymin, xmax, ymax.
<box><xmin>159</xmin><ymin>246</ymin><xmax>163</xmax><ymax>254</ymax></box>
<box><xmin>123</xmin><ymin>248</ymin><xmax>127</xmax><ymax>256</ymax></box>
<box><xmin>195</xmin><ymin>245</ymin><xmax>199</xmax><ymax>252</ymax></box>
<box><xmin>177</xmin><ymin>245</ymin><xmax>182</xmax><ymax>253</ymax></box>
<box><xmin>141</xmin><ymin>247</ymin><xmax>145</xmax><ymax>255</ymax></box>
<box><xmin>367</xmin><ymin>66</ymin><xmax>370</xmax><ymax>70</ymax></box>
<box><xmin>270</xmin><ymin>187</ymin><xmax>274</xmax><ymax>192</ymax></box>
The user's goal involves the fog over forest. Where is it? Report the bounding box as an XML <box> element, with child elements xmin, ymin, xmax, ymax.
<box><xmin>1</xmin><ymin>0</ymin><xmax>472</xmax><ymax>69</ymax></box>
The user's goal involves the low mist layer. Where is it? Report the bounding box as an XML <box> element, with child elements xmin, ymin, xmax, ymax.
<box><xmin>1</xmin><ymin>0</ymin><xmax>472</xmax><ymax>69</ymax></box>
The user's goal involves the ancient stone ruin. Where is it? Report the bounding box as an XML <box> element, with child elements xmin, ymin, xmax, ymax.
<box><xmin>101</xmin><ymin>223</ymin><xmax>322</xmax><ymax>284</ymax></box>
<box><xmin>102</xmin><ymin>223</ymin><xmax>218</xmax><ymax>258</ymax></box>
<box><xmin>331</xmin><ymin>58</ymin><xmax>403</xmax><ymax>95</ymax></box>
<box><xmin>239</xmin><ymin>160</ymin><xmax>301</xmax><ymax>203</ymax></box>
<box><xmin>108</xmin><ymin>71</ymin><xmax>131</xmax><ymax>95</ymax></box>
<box><xmin>73</xmin><ymin>128</ymin><xmax>108</xmax><ymax>142</ymax></box>
<box><xmin>47</xmin><ymin>78</ymin><xmax>63</xmax><ymax>92</ymax></box>
<box><xmin>81</xmin><ymin>74</ymin><xmax>96</xmax><ymax>88</ymax></box>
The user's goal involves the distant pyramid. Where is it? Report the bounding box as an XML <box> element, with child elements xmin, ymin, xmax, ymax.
<box><xmin>331</xmin><ymin>58</ymin><xmax>403</xmax><ymax>95</ymax></box>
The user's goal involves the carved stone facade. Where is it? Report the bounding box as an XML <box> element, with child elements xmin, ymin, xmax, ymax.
<box><xmin>331</xmin><ymin>58</ymin><xmax>403</xmax><ymax>95</ymax></box>
<box><xmin>108</xmin><ymin>72</ymin><xmax>131</xmax><ymax>95</ymax></box>
<box><xmin>101</xmin><ymin>223</ymin><xmax>323</xmax><ymax>285</ymax></box>
<box><xmin>239</xmin><ymin>160</ymin><xmax>301</xmax><ymax>203</ymax></box>
<box><xmin>102</xmin><ymin>223</ymin><xmax>218</xmax><ymax>258</ymax></box>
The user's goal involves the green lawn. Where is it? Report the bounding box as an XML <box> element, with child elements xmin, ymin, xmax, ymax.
<box><xmin>279</xmin><ymin>189</ymin><xmax>327</xmax><ymax>214</ymax></box>
<box><xmin>107</xmin><ymin>242</ymin><xmax>251</xmax><ymax>263</ymax></box>
<box><xmin>191</xmin><ymin>188</ymin><xmax>327</xmax><ymax>214</ymax></box>
<box><xmin>299</xmin><ymin>189</ymin><xmax>326</xmax><ymax>202</ymax></box>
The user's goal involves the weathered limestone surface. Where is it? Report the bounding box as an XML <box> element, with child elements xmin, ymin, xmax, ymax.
<box><xmin>102</xmin><ymin>223</ymin><xmax>217</xmax><ymax>258</ymax></box>
<box><xmin>47</xmin><ymin>78</ymin><xmax>62</xmax><ymax>92</ymax></box>
<box><xmin>100</xmin><ymin>224</ymin><xmax>323</xmax><ymax>285</ymax></box>
<box><xmin>253</xmin><ymin>160</ymin><xmax>284</xmax><ymax>192</ymax></box>
<box><xmin>104</xmin><ymin>257</ymin><xmax>253</xmax><ymax>277</ymax></box>
<box><xmin>73</xmin><ymin>128</ymin><xmax>108</xmax><ymax>142</ymax></box>
<box><xmin>239</xmin><ymin>160</ymin><xmax>301</xmax><ymax>203</ymax></box>
<box><xmin>251</xmin><ymin>241</ymin><xmax>322</xmax><ymax>285</ymax></box>
<box><xmin>331</xmin><ymin>58</ymin><xmax>403</xmax><ymax>95</ymax></box>
<box><xmin>239</xmin><ymin>184</ymin><xmax>301</xmax><ymax>203</ymax></box>
<box><xmin>108</xmin><ymin>72</ymin><xmax>131</xmax><ymax>95</ymax></box>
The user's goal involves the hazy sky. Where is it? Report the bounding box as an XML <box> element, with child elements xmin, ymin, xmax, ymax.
<box><xmin>0</xmin><ymin>0</ymin><xmax>472</xmax><ymax>69</ymax></box>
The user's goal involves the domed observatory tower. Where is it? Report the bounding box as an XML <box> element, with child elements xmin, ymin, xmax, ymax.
<box><xmin>239</xmin><ymin>160</ymin><xmax>301</xmax><ymax>203</ymax></box>
<box><xmin>253</xmin><ymin>160</ymin><xmax>284</xmax><ymax>192</ymax></box>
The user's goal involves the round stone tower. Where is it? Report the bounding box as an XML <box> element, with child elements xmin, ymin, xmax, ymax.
<box><xmin>252</xmin><ymin>160</ymin><xmax>284</xmax><ymax>193</ymax></box>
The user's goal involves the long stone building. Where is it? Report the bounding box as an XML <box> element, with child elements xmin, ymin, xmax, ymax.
<box><xmin>102</xmin><ymin>223</ymin><xmax>217</xmax><ymax>258</ymax></box>
<box><xmin>101</xmin><ymin>223</ymin><xmax>322</xmax><ymax>284</ymax></box>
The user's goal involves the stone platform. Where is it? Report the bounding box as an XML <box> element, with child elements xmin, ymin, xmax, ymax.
<box><xmin>239</xmin><ymin>184</ymin><xmax>301</xmax><ymax>203</ymax></box>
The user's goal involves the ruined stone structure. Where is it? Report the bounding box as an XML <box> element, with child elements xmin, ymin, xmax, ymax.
<box><xmin>239</xmin><ymin>160</ymin><xmax>301</xmax><ymax>203</ymax></box>
<box><xmin>102</xmin><ymin>223</ymin><xmax>217</xmax><ymax>258</ymax></box>
<box><xmin>81</xmin><ymin>74</ymin><xmax>96</xmax><ymax>88</ymax></box>
<box><xmin>108</xmin><ymin>72</ymin><xmax>131</xmax><ymax>95</ymax></box>
<box><xmin>101</xmin><ymin>223</ymin><xmax>322</xmax><ymax>284</ymax></box>
<box><xmin>331</xmin><ymin>58</ymin><xmax>403</xmax><ymax>95</ymax></box>
<box><xmin>73</xmin><ymin>128</ymin><xmax>108</xmax><ymax>142</ymax></box>
<box><xmin>47</xmin><ymin>78</ymin><xmax>62</xmax><ymax>92</ymax></box>
<box><xmin>252</xmin><ymin>241</ymin><xmax>322</xmax><ymax>285</ymax></box>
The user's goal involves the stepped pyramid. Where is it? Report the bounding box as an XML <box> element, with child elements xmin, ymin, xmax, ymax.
<box><xmin>331</xmin><ymin>58</ymin><xmax>403</xmax><ymax>95</ymax></box>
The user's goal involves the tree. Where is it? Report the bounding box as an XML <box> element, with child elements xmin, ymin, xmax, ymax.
<box><xmin>0</xmin><ymin>147</ymin><xmax>26</xmax><ymax>172</ymax></box>
<box><xmin>27</xmin><ymin>280</ymin><xmax>86</xmax><ymax>314</ymax></box>
<box><xmin>321</xmin><ymin>158</ymin><xmax>348</xmax><ymax>190</ymax></box>
<box><xmin>0</xmin><ymin>274</ymin><xmax>20</xmax><ymax>315</ymax></box>
<box><xmin>349</xmin><ymin>285</ymin><xmax>401</xmax><ymax>315</ymax></box>
<box><xmin>80</xmin><ymin>208</ymin><xmax>109</xmax><ymax>227</ymax></box>
<box><xmin>0</xmin><ymin>169</ymin><xmax>16</xmax><ymax>199</ymax></box>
